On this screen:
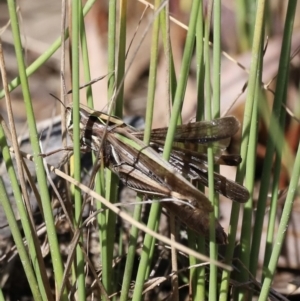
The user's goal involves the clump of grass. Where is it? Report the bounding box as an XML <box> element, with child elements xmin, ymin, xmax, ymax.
<box><xmin>0</xmin><ymin>0</ymin><xmax>299</xmax><ymax>300</ymax></box>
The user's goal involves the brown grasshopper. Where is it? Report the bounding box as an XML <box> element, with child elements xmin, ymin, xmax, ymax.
<box><xmin>64</xmin><ymin>103</ymin><xmax>249</xmax><ymax>244</ymax></box>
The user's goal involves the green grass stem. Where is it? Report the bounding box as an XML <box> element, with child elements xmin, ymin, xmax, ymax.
<box><xmin>219</xmin><ymin>0</ymin><xmax>267</xmax><ymax>299</ymax></box>
<box><xmin>195</xmin><ymin>2</ymin><xmax>205</xmax><ymax>121</ymax></box>
<box><xmin>261</xmin><ymin>105</ymin><xmax>286</xmax><ymax>279</ymax></box>
<box><xmin>0</xmin><ymin>40</ymin><xmax>52</xmax><ymax>300</ymax></box>
<box><xmin>70</xmin><ymin>0</ymin><xmax>86</xmax><ymax>300</ymax></box>
<box><xmin>163</xmin><ymin>0</ymin><xmax>200</xmax><ymax>158</ymax></box>
<box><xmin>190</xmin><ymin>1</ymin><xmax>206</xmax><ymax>299</ymax></box>
<box><xmin>249</xmin><ymin>0</ymin><xmax>297</xmax><ymax>280</ymax></box>
<box><xmin>101</xmin><ymin>0</ymin><xmax>128</xmax><ymax>297</ymax></box>
<box><xmin>203</xmin><ymin>0</ymin><xmax>218</xmax><ymax>298</ymax></box>
<box><xmin>120</xmin><ymin>1</ymin><xmax>160</xmax><ymax>299</ymax></box>
<box><xmin>0</xmin><ymin>177</ymin><xmax>42</xmax><ymax>301</ymax></box>
<box><xmin>258</xmin><ymin>123</ymin><xmax>300</xmax><ymax>301</ymax></box>
<box><xmin>235</xmin><ymin>81</ymin><xmax>260</xmax><ymax>301</ymax></box>
<box><xmin>0</xmin><ymin>122</ymin><xmax>49</xmax><ymax>300</ymax></box>
<box><xmin>7</xmin><ymin>0</ymin><xmax>67</xmax><ymax>298</ymax></box>
<box><xmin>95</xmin><ymin>0</ymin><xmax>116</xmax><ymax>298</ymax></box>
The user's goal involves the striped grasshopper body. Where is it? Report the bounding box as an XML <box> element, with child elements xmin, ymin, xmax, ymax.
<box><xmin>66</xmin><ymin>103</ymin><xmax>249</xmax><ymax>244</ymax></box>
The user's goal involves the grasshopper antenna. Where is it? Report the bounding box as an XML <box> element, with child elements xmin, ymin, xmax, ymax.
<box><xmin>49</xmin><ymin>93</ymin><xmax>67</xmax><ymax>110</ymax></box>
<box><xmin>66</xmin><ymin>72</ymin><xmax>114</xmax><ymax>95</ymax></box>
<box><xmin>49</xmin><ymin>73</ymin><xmax>68</xmax><ymax>110</ymax></box>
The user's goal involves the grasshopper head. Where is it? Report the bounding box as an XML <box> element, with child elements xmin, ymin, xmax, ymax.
<box><xmin>65</xmin><ymin>105</ymin><xmax>90</xmax><ymax>133</ymax></box>
<box><xmin>65</xmin><ymin>105</ymin><xmax>103</xmax><ymax>152</ymax></box>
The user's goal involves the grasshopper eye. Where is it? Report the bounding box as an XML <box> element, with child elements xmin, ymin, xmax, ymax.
<box><xmin>66</xmin><ymin>107</ymin><xmax>73</xmax><ymax>129</ymax></box>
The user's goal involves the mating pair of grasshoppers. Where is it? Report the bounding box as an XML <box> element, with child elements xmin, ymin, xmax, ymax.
<box><xmin>57</xmin><ymin>102</ymin><xmax>249</xmax><ymax>244</ymax></box>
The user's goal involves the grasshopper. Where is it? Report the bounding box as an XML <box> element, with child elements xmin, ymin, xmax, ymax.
<box><xmin>64</xmin><ymin>103</ymin><xmax>249</xmax><ymax>244</ymax></box>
